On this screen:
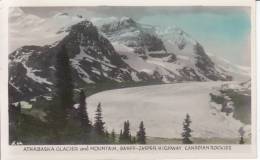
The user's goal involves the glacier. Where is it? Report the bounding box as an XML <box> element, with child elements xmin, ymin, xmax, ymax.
<box><xmin>87</xmin><ymin>81</ymin><xmax>250</xmax><ymax>139</ymax></box>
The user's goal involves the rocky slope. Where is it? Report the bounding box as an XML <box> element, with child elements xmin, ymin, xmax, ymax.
<box><xmin>209</xmin><ymin>80</ymin><xmax>251</xmax><ymax>125</ymax></box>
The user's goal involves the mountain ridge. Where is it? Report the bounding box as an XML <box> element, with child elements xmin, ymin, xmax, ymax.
<box><xmin>8</xmin><ymin>13</ymin><xmax>248</xmax><ymax>103</ymax></box>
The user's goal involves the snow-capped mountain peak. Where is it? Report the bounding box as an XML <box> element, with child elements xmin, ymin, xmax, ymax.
<box><xmin>9</xmin><ymin>8</ymin><xmax>85</xmax><ymax>52</ymax></box>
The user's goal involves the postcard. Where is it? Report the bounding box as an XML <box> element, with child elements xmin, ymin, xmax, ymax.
<box><xmin>0</xmin><ymin>0</ymin><xmax>256</xmax><ymax>159</ymax></box>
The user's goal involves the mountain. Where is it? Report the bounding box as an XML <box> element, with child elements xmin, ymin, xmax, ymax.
<box><xmin>95</xmin><ymin>17</ymin><xmax>232</xmax><ymax>82</ymax></box>
<box><xmin>9</xmin><ymin>20</ymin><xmax>157</xmax><ymax>102</ymax></box>
<box><xmin>9</xmin><ymin>12</ymin><xmax>246</xmax><ymax>103</ymax></box>
<box><xmin>98</xmin><ymin>17</ymin><xmax>167</xmax><ymax>56</ymax></box>
<box><xmin>157</xmin><ymin>27</ymin><xmax>235</xmax><ymax>81</ymax></box>
<box><xmin>157</xmin><ymin>27</ymin><xmax>250</xmax><ymax>81</ymax></box>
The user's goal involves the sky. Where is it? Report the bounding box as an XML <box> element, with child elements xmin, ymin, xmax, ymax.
<box><xmin>18</xmin><ymin>7</ymin><xmax>251</xmax><ymax>66</ymax></box>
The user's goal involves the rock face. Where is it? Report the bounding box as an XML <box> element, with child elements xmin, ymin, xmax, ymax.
<box><xmin>99</xmin><ymin>17</ymin><xmax>167</xmax><ymax>56</ymax></box>
<box><xmin>9</xmin><ymin>18</ymin><xmax>233</xmax><ymax>102</ymax></box>
<box><xmin>9</xmin><ymin>45</ymin><xmax>54</xmax><ymax>102</ymax></box>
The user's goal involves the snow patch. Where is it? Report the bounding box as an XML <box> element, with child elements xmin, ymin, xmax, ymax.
<box><xmin>22</xmin><ymin>63</ymin><xmax>53</xmax><ymax>85</ymax></box>
<box><xmin>14</xmin><ymin>101</ymin><xmax>32</xmax><ymax>109</ymax></box>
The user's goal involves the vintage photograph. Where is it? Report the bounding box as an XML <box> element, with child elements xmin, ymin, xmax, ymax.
<box><xmin>8</xmin><ymin>6</ymin><xmax>252</xmax><ymax>145</ymax></box>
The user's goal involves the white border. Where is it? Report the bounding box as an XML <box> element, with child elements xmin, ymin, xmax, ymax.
<box><xmin>255</xmin><ymin>1</ymin><xmax>260</xmax><ymax>160</ymax></box>
<box><xmin>0</xmin><ymin>0</ymin><xmax>257</xmax><ymax>159</ymax></box>
<box><xmin>2</xmin><ymin>0</ymin><xmax>256</xmax><ymax>7</ymax></box>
